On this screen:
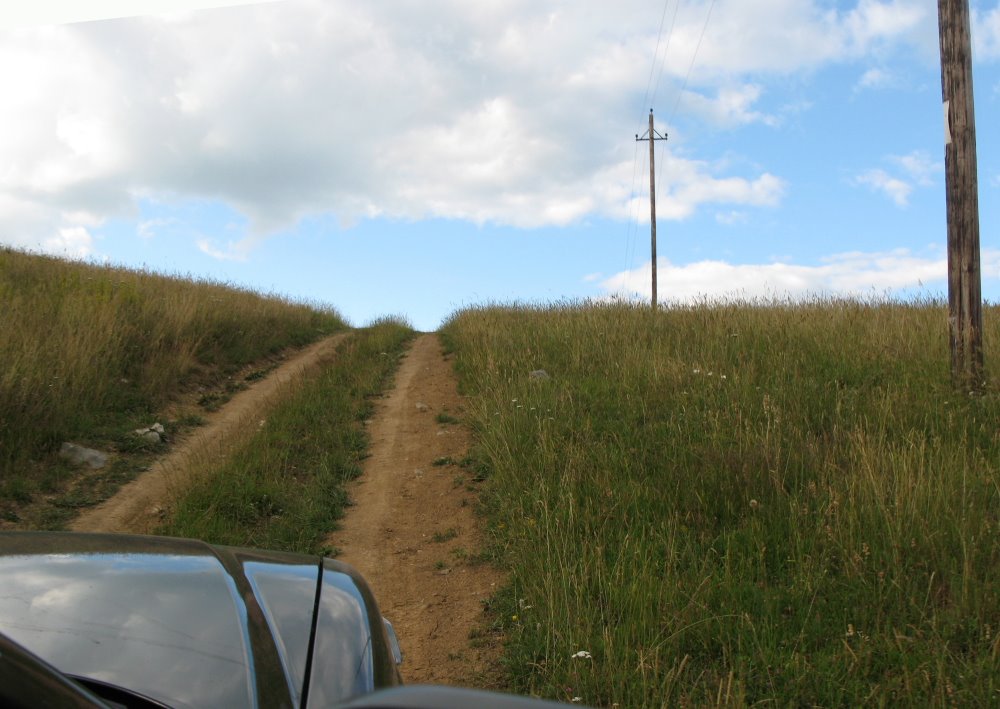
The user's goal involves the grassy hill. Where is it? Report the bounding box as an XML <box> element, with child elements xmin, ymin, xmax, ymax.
<box><xmin>0</xmin><ymin>247</ymin><xmax>346</xmax><ymax>514</ymax></box>
<box><xmin>6</xmin><ymin>246</ymin><xmax>999</xmax><ymax>705</ymax></box>
<box><xmin>442</xmin><ymin>300</ymin><xmax>1000</xmax><ymax>707</ymax></box>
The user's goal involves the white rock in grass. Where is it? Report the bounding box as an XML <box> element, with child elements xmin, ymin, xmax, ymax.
<box><xmin>133</xmin><ymin>428</ymin><xmax>160</xmax><ymax>443</ymax></box>
<box><xmin>133</xmin><ymin>424</ymin><xmax>164</xmax><ymax>443</ymax></box>
<box><xmin>59</xmin><ymin>443</ymin><xmax>109</xmax><ymax>469</ymax></box>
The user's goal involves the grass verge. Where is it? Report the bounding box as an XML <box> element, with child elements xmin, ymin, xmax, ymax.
<box><xmin>159</xmin><ymin>317</ymin><xmax>414</xmax><ymax>554</ymax></box>
<box><xmin>1</xmin><ymin>248</ymin><xmax>346</xmax><ymax>505</ymax></box>
<box><xmin>441</xmin><ymin>299</ymin><xmax>1000</xmax><ymax>707</ymax></box>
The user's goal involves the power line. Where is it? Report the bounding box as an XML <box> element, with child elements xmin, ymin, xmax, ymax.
<box><xmin>639</xmin><ymin>0</ymin><xmax>674</xmax><ymax>127</ymax></box>
<box><xmin>650</xmin><ymin>0</ymin><xmax>682</xmax><ymax>110</ymax></box>
<box><xmin>669</xmin><ymin>0</ymin><xmax>716</xmax><ymax>124</ymax></box>
<box><xmin>652</xmin><ymin>0</ymin><xmax>717</xmax><ymax>240</ymax></box>
<box><xmin>622</xmin><ymin>139</ymin><xmax>643</xmax><ymax>293</ymax></box>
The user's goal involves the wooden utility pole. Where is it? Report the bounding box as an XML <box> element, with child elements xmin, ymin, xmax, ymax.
<box><xmin>636</xmin><ymin>109</ymin><xmax>667</xmax><ymax>309</ymax></box>
<box><xmin>938</xmin><ymin>0</ymin><xmax>984</xmax><ymax>386</ymax></box>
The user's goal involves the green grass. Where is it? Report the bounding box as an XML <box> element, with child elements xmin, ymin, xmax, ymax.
<box><xmin>0</xmin><ymin>247</ymin><xmax>346</xmax><ymax>506</ymax></box>
<box><xmin>159</xmin><ymin>318</ymin><xmax>414</xmax><ymax>553</ymax></box>
<box><xmin>441</xmin><ymin>299</ymin><xmax>1000</xmax><ymax>707</ymax></box>
<box><xmin>432</xmin><ymin>527</ymin><xmax>459</xmax><ymax>543</ymax></box>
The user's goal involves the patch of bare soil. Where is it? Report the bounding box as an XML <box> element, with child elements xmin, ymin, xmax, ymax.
<box><xmin>326</xmin><ymin>334</ymin><xmax>506</xmax><ymax>687</ymax></box>
<box><xmin>70</xmin><ymin>333</ymin><xmax>349</xmax><ymax>534</ymax></box>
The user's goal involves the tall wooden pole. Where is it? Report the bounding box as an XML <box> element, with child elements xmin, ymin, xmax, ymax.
<box><xmin>636</xmin><ymin>109</ymin><xmax>667</xmax><ymax>309</ymax></box>
<box><xmin>648</xmin><ymin>110</ymin><xmax>658</xmax><ymax>308</ymax></box>
<box><xmin>938</xmin><ymin>0</ymin><xmax>983</xmax><ymax>386</ymax></box>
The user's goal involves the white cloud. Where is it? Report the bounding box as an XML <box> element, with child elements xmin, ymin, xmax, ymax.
<box><xmin>655</xmin><ymin>0</ymin><xmax>932</xmax><ymax>80</ymax></box>
<box><xmin>196</xmin><ymin>238</ymin><xmax>249</xmax><ymax>262</ymax></box>
<box><xmin>676</xmin><ymin>84</ymin><xmax>779</xmax><ymax>128</ymax></box>
<box><xmin>856</xmin><ymin>67</ymin><xmax>894</xmax><ymax>90</ymax></box>
<box><xmin>599</xmin><ymin>247</ymin><xmax>971</xmax><ymax>303</ymax></box>
<box><xmin>853</xmin><ymin>151</ymin><xmax>941</xmax><ymax>207</ymax></box>
<box><xmin>855</xmin><ymin>169</ymin><xmax>912</xmax><ymax>206</ymax></box>
<box><xmin>137</xmin><ymin>217</ymin><xmax>174</xmax><ymax>239</ymax></box>
<box><xmin>716</xmin><ymin>210</ymin><xmax>749</xmax><ymax>226</ymax></box>
<box><xmin>620</xmin><ymin>155</ymin><xmax>784</xmax><ymax>224</ymax></box>
<box><xmin>0</xmin><ymin>2</ymin><xmax>279</xmax><ymax>30</ymax></box>
<box><xmin>0</xmin><ymin>1</ymin><xmax>948</xmax><ymax>257</ymax></box>
<box><xmin>44</xmin><ymin>226</ymin><xmax>94</xmax><ymax>259</ymax></box>
<box><xmin>973</xmin><ymin>6</ymin><xmax>1000</xmax><ymax>60</ymax></box>
<box><xmin>891</xmin><ymin>151</ymin><xmax>941</xmax><ymax>186</ymax></box>
<box><xmin>843</xmin><ymin>0</ymin><xmax>927</xmax><ymax>51</ymax></box>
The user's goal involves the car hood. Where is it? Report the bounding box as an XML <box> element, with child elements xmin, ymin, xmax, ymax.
<box><xmin>0</xmin><ymin>532</ymin><xmax>400</xmax><ymax>709</ymax></box>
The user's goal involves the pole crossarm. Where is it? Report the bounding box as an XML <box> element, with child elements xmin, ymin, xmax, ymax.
<box><xmin>635</xmin><ymin>128</ymin><xmax>668</xmax><ymax>143</ymax></box>
<box><xmin>635</xmin><ymin>109</ymin><xmax>667</xmax><ymax>309</ymax></box>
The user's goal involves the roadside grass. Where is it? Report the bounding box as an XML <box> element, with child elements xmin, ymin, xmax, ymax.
<box><xmin>159</xmin><ymin>318</ymin><xmax>414</xmax><ymax>554</ymax></box>
<box><xmin>0</xmin><ymin>247</ymin><xmax>345</xmax><ymax>509</ymax></box>
<box><xmin>5</xmin><ymin>416</ymin><xmax>208</xmax><ymax>530</ymax></box>
<box><xmin>440</xmin><ymin>299</ymin><xmax>1000</xmax><ymax>707</ymax></box>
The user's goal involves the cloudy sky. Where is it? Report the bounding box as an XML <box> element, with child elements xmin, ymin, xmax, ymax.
<box><xmin>2</xmin><ymin>1</ymin><xmax>1000</xmax><ymax>329</ymax></box>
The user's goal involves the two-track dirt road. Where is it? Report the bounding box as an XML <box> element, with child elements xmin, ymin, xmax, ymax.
<box><xmin>69</xmin><ymin>332</ymin><xmax>503</xmax><ymax>686</ymax></box>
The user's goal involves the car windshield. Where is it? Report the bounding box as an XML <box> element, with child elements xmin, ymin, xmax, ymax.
<box><xmin>0</xmin><ymin>552</ymin><xmax>257</xmax><ymax>709</ymax></box>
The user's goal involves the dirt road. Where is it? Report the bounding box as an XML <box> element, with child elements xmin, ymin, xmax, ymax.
<box><xmin>71</xmin><ymin>333</ymin><xmax>349</xmax><ymax>534</ymax></box>
<box><xmin>326</xmin><ymin>334</ymin><xmax>504</xmax><ymax>686</ymax></box>
<box><xmin>70</xmin><ymin>330</ymin><xmax>504</xmax><ymax>686</ymax></box>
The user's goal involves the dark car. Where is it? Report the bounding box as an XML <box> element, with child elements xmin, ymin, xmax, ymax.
<box><xmin>0</xmin><ymin>531</ymin><xmax>403</xmax><ymax>708</ymax></box>
<box><xmin>0</xmin><ymin>531</ymin><xmax>576</xmax><ymax>709</ymax></box>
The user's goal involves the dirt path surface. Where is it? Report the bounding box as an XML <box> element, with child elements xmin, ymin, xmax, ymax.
<box><xmin>326</xmin><ymin>333</ymin><xmax>504</xmax><ymax>687</ymax></box>
<box><xmin>70</xmin><ymin>333</ymin><xmax>349</xmax><ymax>534</ymax></box>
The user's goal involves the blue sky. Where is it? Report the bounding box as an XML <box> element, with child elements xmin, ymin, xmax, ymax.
<box><xmin>2</xmin><ymin>1</ymin><xmax>999</xmax><ymax>330</ymax></box>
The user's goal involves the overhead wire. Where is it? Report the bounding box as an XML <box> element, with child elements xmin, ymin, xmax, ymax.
<box><xmin>640</xmin><ymin>0</ymin><xmax>675</xmax><ymax>130</ymax></box>
<box><xmin>668</xmin><ymin>0</ymin><xmax>716</xmax><ymax>125</ymax></box>
<box><xmin>655</xmin><ymin>0</ymin><xmax>717</xmax><ymax>253</ymax></box>
<box><xmin>650</xmin><ymin>0</ymin><xmax>682</xmax><ymax>112</ymax></box>
<box><xmin>623</xmin><ymin>140</ymin><xmax>643</xmax><ymax>292</ymax></box>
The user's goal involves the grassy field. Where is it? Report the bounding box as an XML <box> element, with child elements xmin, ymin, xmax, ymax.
<box><xmin>441</xmin><ymin>300</ymin><xmax>1000</xmax><ymax>707</ymax></box>
<box><xmin>161</xmin><ymin>318</ymin><xmax>414</xmax><ymax>553</ymax></box>
<box><xmin>0</xmin><ymin>248</ymin><xmax>345</xmax><ymax>510</ymax></box>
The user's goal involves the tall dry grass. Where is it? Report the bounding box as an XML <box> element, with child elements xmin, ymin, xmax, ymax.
<box><xmin>442</xmin><ymin>299</ymin><xmax>1000</xmax><ymax>707</ymax></box>
<box><xmin>1</xmin><ymin>248</ymin><xmax>345</xmax><ymax>487</ymax></box>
